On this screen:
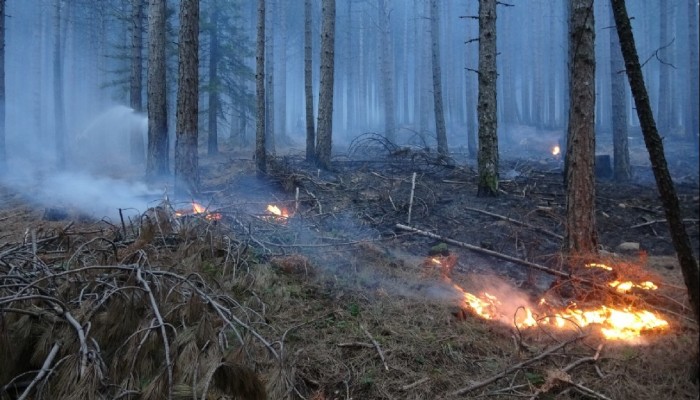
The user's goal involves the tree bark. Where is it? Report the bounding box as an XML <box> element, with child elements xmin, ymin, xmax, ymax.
<box><xmin>430</xmin><ymin>0</ymin><xmax>448</xmax><ymax>156</ymax></box>
<box><xmin>656</xmin><ymin>1</ymin><xmax>673</xmax><ymax>135</ymax></box>
<box><xmin>304</xmin><ymin>0</ymin><xmax>315</xmax><ymax>162</ymax></box>
<box><xmin>54</xmin><ymin>0</ymin><xmax>66</xmax><ymax>169</ymax></box>
<box><xmin>688</xmin><ymin>0</ymin><xmax>699</xmax><ymax>156</ymax></box>
<box><xmin>265</xmin><ymin>0</ymin><xmax>275</xmax><ymax>155</ymax></box>
<box><xmin>255</xmin><ymin>0</ymin><xmax>267</xmax><ymax>173</ymax></box>
<box><xmin>146</xmin><ymin>0</ymin><xmax>169</xmax><ymax>181</ymax></box>
<box><xmin>174</xmin><ymin>0</ymin><xmax>200</xmax><ymax>197</ymax></box>
<box><xmin>129</xmin><ymin>0</ymin><xmax>145</xmax><ymax>164</ymax></box>
<box><xmin>608</xmin><ymin>3</ymin><xmax>630</xmax><ymax>182</ymax></box>
<box><xmin>315</xmin><ymin>0</ymin><xmax>335</xmax><ymax>170</ymax></box>
<box><xmin>0</xmin><ymin>0</ymin><xmax>5</xmax><ymax>171</ymax></box>
<box><xmin>207</xmin><ymin>3</ymin><xmax>220</xmax><ymax>156</ymax></box>
<box><xmin>610</xmin><ymin>0</ymin><xmax>700</xmax><ymax>327</ymax></box>
<box><xmin>564</xmin><ymin>0</ymin><xmax>597</xmax><ymax>256</ymax></box>
<box><xmin>476</xmin><ymin>0</ymin><xmax>499</xmax><ymax>197</ymax></box>
<box><xmin>378</xmin><ymin>0</ymin><xmax>396</xmax><ymax>143</ymax></box>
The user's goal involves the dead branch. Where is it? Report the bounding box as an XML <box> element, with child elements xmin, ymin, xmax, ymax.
<box><xmin>16</xmin><ymin>342</ymin><xmax>60</xmax><ymax>400</ymax></box>
<box><xmin>337</xmin><ymin>342</ymin><xmax>374</xmax><ymax>348</ymax></box>
<box><xmin>395</xmin><ymin>223</ymin><xmax>571</xmax><ymax>279</ymax></box>
<box><xmin>451</xmin><ymin>334</ymin><xmax>585</xmax><ymax>396</ymax></box>
<box><xmin>361</xmin><ymin>324</ymin><xmax>389</xmax><ymax>371</ymax></box>
<box><xmin>401</xmin><ymin>377</ymin><xmax>430</xmax><ymax>391</ymax></box>
<box><xmin>630</xmin><ymin>218</ymin><xmax>698</xmax><ymax>229</ymax></box>
<box><xmin>464</xmin><ymin>206</ymin><xmax>564</xmax><ymax>240</ymax></box>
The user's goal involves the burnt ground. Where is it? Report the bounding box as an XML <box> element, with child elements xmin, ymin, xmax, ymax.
<box><xmin>0</xmin><ymin>133</ymin><xmax>699</xmax><ymax>399</ymax></box>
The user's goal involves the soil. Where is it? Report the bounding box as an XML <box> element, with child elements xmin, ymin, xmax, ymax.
<box><xmin>0</xmin><ymin>134</ymin><xmax>698</xmax><ymax>399</ymax></box>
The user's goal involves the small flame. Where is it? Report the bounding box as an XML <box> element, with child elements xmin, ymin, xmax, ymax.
<box><xmin>175</xmin><ymin>202</ymin><xmax>222</xmax><ymax>221</ymax></box>
<box><xmin>608</xmin><ymin>280</ymin><xmax>658</xmax><ymax>293</ymax></box>
<box><xmin>265</xmin><ymin>204</ymin><xmax>292</xmax><ymax>221</ymax></box>
<box><xmin>552</xmin><ymin>145</ymin><xmax>561</xmax><ymax>156</ymax></box>
<box><xmin>586</xmin><ymin>262</ymin><xmax>613</xmax><ymax>271</ymax></box>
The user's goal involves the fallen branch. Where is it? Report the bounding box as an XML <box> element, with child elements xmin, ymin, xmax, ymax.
<box><xmin>395</xmin><ymin>224</ymin><xmax>571</xmax><ymax>279</ymax></box>
<box><xmin>451</xmin><ymin>335</ymin><xmax>585</xmax><ymax>396</ymax></box>
<box><xmin>337</xmin><ymin>342</ymin><xmax>374</xmax><ymax>348</ymax></box>
<box><xmin>401</xmin><ymin>377</ymin><xmax>430</xmax><ymax>391</ymax></box>
<box><xmin>361</xmin><ymin>325</ymin><xmax>389</xmax><ymax>371</ymax></box>
<box><xmin>630</xmin><ymin>218</ymin><xmax>698</xmax><ymax>229</ymax></box>
<box><xmin>464</xmin><ymin>206</ymin><xmax>563</xmax><ymax>240</ymax></box>
<box><xmin>16</xmin><ymin>342</ymin><xmax>60</xmax><ymax>400</ymax></box>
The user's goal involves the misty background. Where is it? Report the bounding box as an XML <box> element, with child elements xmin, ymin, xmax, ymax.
<box><xmin>1</xmin><ymin>0</ymin><xmax>698</xmax><ymax>217</ymax></box>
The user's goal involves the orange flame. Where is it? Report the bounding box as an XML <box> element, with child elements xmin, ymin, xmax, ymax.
<box><xmin>175</xmin><ymin>202</ymin><xmax>222</xmax><ymax>221</ymax></box>
<box><xmin>551</xmin><ymin>145</ymin><xmax>561</xmax><ymax>156</ymax></box>
<box><xmin>266</xmin><ymin>204</ymin><xmax>291</xmax><ymax>220</ymax></box>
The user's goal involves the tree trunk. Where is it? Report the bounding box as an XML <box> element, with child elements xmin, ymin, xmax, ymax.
<box><xmin>608</xmin><ymin>3</ymin><xmax>630</xmax><ymax>182</ymax></box>
<box><xmin>430</xmin><ymin>0</ymin><xmax>448</xmax><ymax>156</ymax></box>
<box><xmin>129</xmin><ymin>0</ymin><xmax>145</xmax><ymax>164</ymax></box>
<box><xmin>146</xmin><ymin>0</ymin><xmax>169</xmax><ymax>181</ymax></box>
<box><xmin>688</xmin><ymin>0</ymin><xmax>699</xmax><ymax>156</ymax></box>
<box><xmin>564</xmin><ymin>0</ymin><xmax>597</xmax><ymax>256</ymax></box>
<box><xmin>304</xmin><ymin>0</ymin><xmax>315</xmax><ymax>162</ymax></box>
<box><xmin>207</xmin><ymin>4</ymin><xmax>219</xmax><ymax>156</ymax></box>
<box><xmin>278</xmin><ymin>0</ymin><xmax>287</xmax><ymax>143</ymax></box>
<box><xmin>476</xmin><ymin>0</ymin><xmax>498</xmax><ymax>197</ymax></box>
<box><xmin>174</xmin><ymin>0</ymin><xmax>199</xmax><ymax>197</ymax></box>
<box><xmin>656</xmin><ymin>1</ymin><xmax>673</xmax><ymax>135</ymax></box>
<box><xmin>0</xmin><ymin>0</ymin><xmax>5</xmax><ymax>171</ymax></box>
<box><xmin>255</xmin><ymin>0</ymin><xmax>267</xmax><ymax>173</ymax></box>
<box><xmin>265</xmin><ymin>0</ymin><xmax>275</xmax><ymax>155</ymax></box>
<box><xmin>315</xmin><ymin>0</ymin><xmax>335</xmax><ymax>170</ymax></box>
<box><xmin>378</xmin><ymin>0</ymin><xmax>396</xmax><ymax>143</ymax></box>
<box><xmin>610</xmin><ymin>0</ymin><xmax>700</xmax><ymax>329</ymax></box>
<box><xmin>54</xmin><ymin>0</ymin><xmax>66</xmax><ymax>169</ymax></box>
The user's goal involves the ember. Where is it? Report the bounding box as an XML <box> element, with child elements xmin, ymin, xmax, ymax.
<box><xmin>551</xmin><ymin>145</ymin><xmax>561</xmax><ymax>156</ymax></box>
<box><xmin>175</xmin><ymin>201</ymin><xmax>222</xmax><ymax>221</ymax></box>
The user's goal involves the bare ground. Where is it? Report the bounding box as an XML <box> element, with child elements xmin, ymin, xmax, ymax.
<box><xmin>0</xmin><ymin>136</ymin><xmax>698</xmax><ymax>399</ymax></box>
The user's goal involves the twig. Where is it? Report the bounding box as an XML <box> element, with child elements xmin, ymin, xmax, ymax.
<box><xmin>401</xmin><ymin>377</ymin><xmax>429</xmax><ymax>391</ymax></box>
<box><xmin>464</xmin><ymin>206</ymin><xmax>563</xmax><ymax>240</ymax></box>
<box><xmin>361</xmin><ymin>325</ymin><xmax>389</xmax><ymax>371</ymax></box>
<box><xmin>337</xmin><ymin>342</ymin><xmax>374</xmax><ymax>348</ymax></box>
<box><xmin>562</xmin><ymin>343</ymin><xmax>603</xmax><ymax>373</ymax></box>
<box><xmin>451</xmin><ymin>335</ymin><xmax>585</xmax><ymax>396</ymax></box>
<box><xmin>395</xmin><ymin>224</ymin><xmax>573</xmax><ymax>280</ymax></box>
<box><xmin>17</xmin><ymin>342</ymin><xmax>60</xmax><ymax>400</ymax></box>
<box><xmin>407</xmin><ymin>172</ymin><xmax>417</xmax><ymax>224</ymax></box>
<box><xmin>630</xmin><ymin>218</ymin><xmax>697</xmax><ymax>229</ymax></box>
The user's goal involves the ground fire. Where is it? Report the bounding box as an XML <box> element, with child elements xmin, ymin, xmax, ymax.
<box><xmin>430</xmin><ymin>257</ymin><xmax>670</xmax><ymax>341</ymax></box>
<box><xmin>174</xmin><ymin>201</ymin><xmax>222</xmax><ymax>221</ymax></box>
<box><xmin>266</xmin><ymin>204</ymin><xmax>291</xmax><ymax>221</ymax></box>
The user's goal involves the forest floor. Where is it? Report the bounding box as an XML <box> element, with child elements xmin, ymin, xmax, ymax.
<box><xmin>0</xmin><ymin>130</ymin><xmax>698</xmax><ymax>399</ymax></box>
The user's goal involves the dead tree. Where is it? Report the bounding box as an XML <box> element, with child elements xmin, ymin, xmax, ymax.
<box><xmin>315</xmin><ymin>0</ymin><xmax>335</xmax><ymax>170</ymax></box>
<box><xmin>146</xmin><ymin>0</ymin><xmax>169</xmax><ymax>181</ymax></box>
<box><xmin>255</xmin><ymin>0</ymin><xmax>267</xmax><ymax>173</ymax></box>
<box><xmin>476</xmin><ymin>0</ymin><xmax>498</xmax><ymax>196</ymax></box>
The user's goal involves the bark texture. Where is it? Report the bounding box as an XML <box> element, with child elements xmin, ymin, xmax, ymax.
<box><xmin>146</xmin><ymin>0</ymin><xmax>169</xmax><ymax>180</ymax></box>
<box><xmin>0</xmin><ymin>0</ymin><xmax>5</xmax><ymax>170</ymax></box>
<box><xmin>207</xmin><ymin>4</ymin><xmax>219</xmax><ymax>156</ymax></box>
<box><xmin>129</xmin><ymin>0</ymin><xmax>145</xmax><ymax>164</ymax></box>
<box><xmin>54</xmin><ymin>0</ymin><xmax>66</xmax><ymax>169</ymax></box>
<box><xmin>608</xmin><ymin>4</ymin><xmax>630</xmax><ymax>182</ymax></box>
<box><xmin>476</xmin><ymin>0</ymin><xmax>498</xmax><ymax>196</ymax></box>
<box><xmin>688</xmin><ymin>0</ymin><xmax>699</xmax><ymax>155</ymax></box>
<box><xmin>611</xmin><ymin>0</ymin><xmax>700</xmax><ymax>327</ymax></box>
<box><xmin>304</xmin><ymin>0</ymin><xmax>315</xmax><ymax>162</ymax></box>
<box><xmin>315</xmin><ymin>0</ymin><xmax>335</xmax><ymax>170</ymax></box>
<box><xmin>564</xmin><ymin>0</ymin><xmax>597</xmax><ymax>255</ymax></box>
<box><xmin>430</xmin><ymin>0</ymin><xmax>448</xmax><ymax>156</ymax></box>
<box><xmin>378</xmin><ymin>0</ymin><xmax>396</xmax><ymax>143</ymax></box>
<box><xmin>255</xmin><ymin>0</ymin><xmax>267</xmax><ymax>173</ymax></box>
<box><xmin>174</xmin><ymin>0</ymin><xmax>199</xmax><ymax>197</ymax></box>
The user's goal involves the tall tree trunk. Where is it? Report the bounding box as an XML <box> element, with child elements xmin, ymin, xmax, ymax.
<box><xmin>130</xmin><ymin>0</ymin><xmax>145</xmax><ymax>164</ymax></box>
<box><xmin>278</xmin><ymin>0</ymin><xmax>287</xmax><ymax>143</ymax></box>
<box><xmin>0</xmin><ymin>0</ymin><xmax>5</xmax><ymax>170</ymax></box>
<box><xmin>265</xmin><ymin>0</ymin><xmax>275</xmax><ymax>154</ymax></box>
<box><xmin>419</xmin><ymin>0</ymin><xmax>431</xmax><ymax>145</ymax></box>
<box><xmin>207</xmin><ymin>4</ymin><xmax>219</xmax><ymax>155</ymax></box>
<box><xmin>430</xmin><ymin>0</ymin><xmax>447</xmax><ymax>156</ymax></box>
<box><xmin>304</xmin><ymin>0</ymin><xmax>315</xmax><ymax>162</ymax></box>
<box><xmin>54</xmin><ymin>0</ymin><xmax>66</xmax><ymax>169</ymax></box>
<box><xmin>146</xmin><ymin>0</ymin><xmax>169</xmax><ymax>180</ymax></box>
<box><xmin>476</xmin><ymin>0</ymin><xmax>498</xmax><ymax>197</ymax></box>
<box><xmin>610</xmin><ymin>0</ymin><xmax>700</xmax><ymax>329</ymax></box>
<box><xmin>688</xmin><ymin>0</ymin><xmax>699</xmax><ymax>156</ymax></box>
<box><xmin>315</xmin><ymin>0</ymin><xmax>335</xmax><ymax>169</ymax></box>
<box><xmin>608</xmin><ymin>3</ymin><xmax>630</xmax><ymax>181</ymax></box>
<box><xmin>564</xmin><ymin>0</ymin><xmax>597</xmax><ymax>256</ymax></box>
<box><xmin>174</xmin><ymin>0</ymin><xmax>199</xmax><ymax>197</ymax></box>
<box><xmin>656</xmin><ymin>1</ymin><xmax>673</xmax><ymax>135</ymax></box>
<box><xmin>378</xmin><ymin>0</ymin><xmax>396</xmax><ymax>142</ymax></box>
<box><xmin>255</xmin><ymin>0</ymin><xmax>267</xmax><ymax>173</ymax></box>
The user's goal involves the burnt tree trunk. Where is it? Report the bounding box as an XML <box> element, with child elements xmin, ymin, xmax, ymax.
<box><xmin>129</xmin><ymin>0</ymin><xmax>145</xmax><ymax>164</ymax></box>
<box><xmin>207</xmin><ymin>4</ymin><xmax>220</xmax><ymax>156</ymax></box>
<box><xmin>174</xmin><ymin>0</ymin><xmax>199</xmax><ymax>197</ymax></box>
<box><xmin>564</xmin><ymin>0</ymin><xmax>597</xmax><ymax>256</ymax></box>
<box><xmin>255</xmin><ymin>0</ymin><xmax>267</xmax><ymax>173</ymax></box>
<box><xmin>304</xmin><ymin>0</ymin><xmax>315</xmax><ymax>162</ymax></box>
<box><xmin>430</xmin><ymin>0</ymin><xmax>448</xmax><ymax>156</ymax></box>
<box><xmin>315</xmin><ymin>0</ymin><xmax>335</xmax><ymax>170</ymax></box>
<box><xmin>610</xmin><ymin>0</ymin><xmax>700</xmax><ymax>327</ymax></box>
<box><xmin>476</xmin><ymin>0</ymin><xmax>498</xmax><ymax>196</ymax></box>
<box><xmin>608</xmin><ymin>3</ymin><xmax>630</xmax><ymax>182</ymax></box>
<box><xmin>146</xmin><ymin>0</ymin><xmax>169</xmax><ymax>181</ymax></box>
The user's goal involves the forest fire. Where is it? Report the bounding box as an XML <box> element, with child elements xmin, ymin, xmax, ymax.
<box><xmin>175</xmin><ymin>201</ymin><xmax>222</xmax><ymax>221</ymax></box>
<box><xmin>265</xmin><ymin>204</ymin><xmax>291</xmax><ymax>221</ymax></box>
<box><xmin>429</xmin><ymin>258</ymin><xmax>669</xmax><ymax>340</ymax></box>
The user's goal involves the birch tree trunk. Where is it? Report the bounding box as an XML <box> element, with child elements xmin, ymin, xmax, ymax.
<box><xmin>315</xmin><ymin>0</ymin><xmax>335</xmax><ymax>169</ymax></box>
<box><xmin>146</xmin><ymin>0</ymin><xmax>169</xmax><ymax>180</ymax></box>
<box><xmin>564</xmin><ymin>0</ymin><xmax>597</xmax><ymax>255</ymax></box>
<box><xmin>430</xmin><ymin>0</ymin><xmax>447</xmax><ymax>156</ymax></box>
<box><xmin>476</xmin><ymin>0</ymin><xmax>498</xmax><ymax>196</ymax></box>
<box><xmin>174</xmin><ymin>0</ymin><xmax>199</xmax><ymax>197</ymax></box>
<box><xmin>255</xmin><ymin>0</ymin><xmax>267</xmax><ymax>173</ymax></box>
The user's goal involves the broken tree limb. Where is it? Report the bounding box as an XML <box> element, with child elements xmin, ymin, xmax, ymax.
<box><xmin>395</xmin><ymin>224</ymin><xmax>571</xmax><ymax>279</ymax></box>
<box><xmin>464</xmin><ymin>206</ymin><xmax>564</xmax><ymax>240</ymax></box>
<box><xmin>361</xmin><ymin>324</ymin><xmax>389</xmax><ymax>371</ymax></box>
<box><xmin>630</xmin><ymin>218</ymin><xmax>698</xmax><ymax>229</ymax></box>
<box><xmin>451</xmin><ymin>334</ymin><xmax>585</xmax><ymax>396</ymax></box>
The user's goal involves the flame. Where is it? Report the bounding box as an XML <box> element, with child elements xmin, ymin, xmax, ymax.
<box><xmin>551</xmin><ymin>145</ymin><xmax>561</xmax><ymax>156</ymax></box>
<box><xmin>175</xmin><ymin>202</ymin><xmax>222</xmax><ymax>221</ymax></box>
<box><xmin>586</xmin><ymin>262</ymin><xmax>613</xmax><ymax>271</ymax></box>
<box><xmin>608</xmin><ymin>280</ymin><xmax>658</xmax><ymax>293</ymax></box>
<box><xmin>266</xmin><ymin>204</ymin><xmax>291</xmax><ymax>221</ymax></box>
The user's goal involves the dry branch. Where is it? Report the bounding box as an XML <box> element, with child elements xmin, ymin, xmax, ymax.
<box><xmin>17</xmin><ymin>342</ymin><xmax>60</xmax><ymax>400</ymax></box>
<box><xmin>361</xmin><ymin>325</ymin><xmax>389</xmax><ymax>371</ymax></box>
<box><xmin>464</xmin><ymin>206</ymin><xmax>564</xmax><ymax>240</ymax></box>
